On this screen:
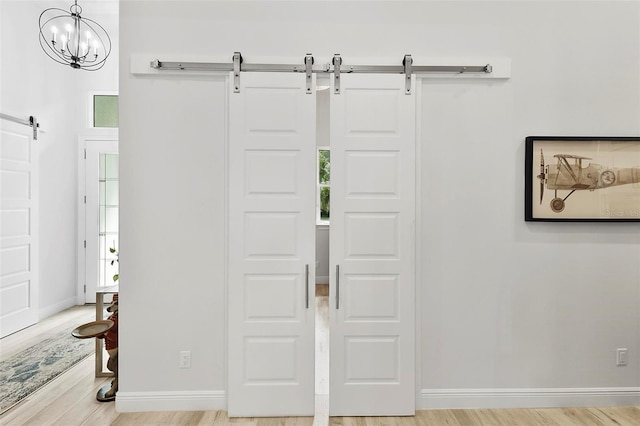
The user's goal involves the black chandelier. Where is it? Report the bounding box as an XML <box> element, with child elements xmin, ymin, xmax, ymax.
<box><xmin>38</xmin><ymin>1</ymin><xmax>112</xmax><ymax>71</ymax></box>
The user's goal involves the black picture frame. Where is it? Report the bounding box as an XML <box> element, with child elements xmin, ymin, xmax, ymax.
<box><xmin>525</xmin><ymin>136</ymin><xmax>640</xmax><ymax>222</ymax></box>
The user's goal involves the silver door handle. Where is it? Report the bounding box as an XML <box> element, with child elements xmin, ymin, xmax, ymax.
<box><xmin>336</xmin><ymin>264</ymin><xmax>340</xmax><ymax>309</ymax></box>
<box><xmin>305</xmin><ymin>264</ymin><xmax>310</xmax><ymax>309</ymax></box>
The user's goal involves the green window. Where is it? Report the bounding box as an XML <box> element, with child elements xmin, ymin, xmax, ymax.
<box><xmin>93</xmin><ymin>95</ymin><xmax>118</xmax><ymax>128</ymax></box>
<box><xmin>318</xmin><ymin>149</ymin><xmax>330</xmax><ymax>223</ymax></box>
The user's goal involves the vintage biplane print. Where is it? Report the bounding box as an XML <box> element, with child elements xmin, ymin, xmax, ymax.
<box><xmin>537</xmin><ymin>149</ymin><xmax>640</xmax><ymax>213</ymax></box>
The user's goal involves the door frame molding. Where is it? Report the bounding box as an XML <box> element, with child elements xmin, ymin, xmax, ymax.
<box><xmin>76</xmin><ymin>130</ymin><xmax>119</xmax><ymax>304</ymax></box>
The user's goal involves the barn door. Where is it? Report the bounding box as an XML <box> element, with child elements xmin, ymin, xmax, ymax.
<box><xmin>228</xmin><ymin>72</ymin><xmax>316</xmax><ymax>416</ymax></box>
<box><xmin>0</xmin><ymin>119</ymin><xmax>38</xmax><ymax>338</ymax></box>
<box><xmin>329</xmin><ymin>74</ymin><xmax>416</xmax><ymax>416</ymax></box>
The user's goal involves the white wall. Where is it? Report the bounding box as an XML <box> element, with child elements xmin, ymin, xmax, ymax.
<box><xmin>316</xmin><ymin>225</ymin><xmax>329</xmax><ymax>283</ymax></box>
<box><xmin>118</xmin><ymin>0</ymin><xmax>640</xmax><ymax>411</ymax></box>
<box><xmin>1</xmin><ymin>1</ymin><xmax>118</xmax><ymax>318</ymax></box>
<box><xmin>417</xmin><ymin>3</ymin><xmax>640</xmax><ymax>407</ymax></box>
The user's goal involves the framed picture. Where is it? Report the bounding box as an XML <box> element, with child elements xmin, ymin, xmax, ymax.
<box><xmin>525</xmin><ymin>136</ymin><xmax>640</xmax><ymax>222</ymax></box>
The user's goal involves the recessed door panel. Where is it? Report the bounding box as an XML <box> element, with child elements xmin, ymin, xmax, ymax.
<box><xmin>244</xmin><ymin>213</ymin><xmax>298</xmax><ymax>257</ymax></box>
<box><xmin>0</xmin><ymin>209</ymin><xmax>30</xmax><ymax>238</ymax></box>
<box><xmin>244</xmin><ymin>275</ymin><xmax>299</xmax><ymax>321</ymax></box>
<box><xmin>1</xmin><ymin>131</ymin><xmax>30</xmax><ymax>163</ymax></box>
<box><xmin>344</xmin><ymin>89</ymin><xmax>399</xmax><ymax>135</ymax></box>
<box><xmin>245</xmin><ymin>151</ymin><xmax>298</xmax><ymax>195</ymax></box>
<box><xmin>245</xmin><ymin>88</ymin><xmax>301</xmax><ymax>135</ymax></box>
<box><xmin>344</xmin><ymin>275</ymin><xmax>399</xmax><ymax>321</ymax></box>
<box><xmin>0</xmin><ymin>280</ymin><xmax>31</xmax><ymax>315</ymax></box>
<box><xmin>0</xmin><ymin>245</ymin><xmax>30</xmax><ymax>276</ymax></box>
<box><xmin>345</xmin><ymin>151</ymin><xmax>399</xmax><ymax>197</ymax></box>
<box><xmin>345</xmin><ymin>213</ymin><xmax>399</xmax><ymax>258</ymax></box>
<box><xmin>0</xmin><ymin>170</ymin><xmax>30</xmax><ymax>200</ymax></box>
<box><xmin>244</xmin><ymin>337</ymin><xmax>299</xmax><ymax>383</ymax></box>
<box><xmin>345</xmin><ymin>336</ymin><xmax>399</xmax><ymax>382</ymax></box>
<box><xmin>229</xmin><ymin>72</ymin><xmax>316</xmax><ymax>417</ymax></box>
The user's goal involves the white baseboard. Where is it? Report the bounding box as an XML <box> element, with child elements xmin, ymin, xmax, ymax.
<box><xmin>116</xmin><ymin>390</ymin><xmax>226</xmax><ymax>412</ymax></box>
<box><xmin>418</xmin><ymin>387</ymin><xmax>640</xmax><ymax>410</ymax></box>
<box><xmin>114</xmin><ymin>387</ymin><xmax>640</xmax><ymax>413</ymax></box>
<box><xmin>38</xmin><ymin>296</ymin><xmax>78</xmax><ymax>320</ymax></box>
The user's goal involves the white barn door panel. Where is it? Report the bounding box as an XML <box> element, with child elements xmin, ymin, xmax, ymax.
<box><xmin>228</xmin><ymin>73</ymin><xmax>316</xmax><ymax>417</ymax></box>
<box><xmin>329</xmin><ymin>74</ymin><xmax>416</xmax><ymax>416</ymax></box>
<box><xmin>0</xmin><ymin>120</ymin><xmax>38</xmax><ymax>338</ymax></box>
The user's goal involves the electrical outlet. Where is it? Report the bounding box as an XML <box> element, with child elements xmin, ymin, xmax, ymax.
<box><xmin>179</xmin><ymin>351</ymin><xmax>191</xmax><ymax>368</ymax></box>
<box><xmin>616</xmin><ymin>348</ymin><xmax>628</xmax><ymax>366</ymax></box>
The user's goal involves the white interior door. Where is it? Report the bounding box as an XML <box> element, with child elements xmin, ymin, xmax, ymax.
<box><xmin>329</xmin><ymin>74</ymin><xmax>416</xmax><ymax>416</ymax></box>
<box><xmin>228</xmin><ymin>72</ymin><xmax>316</xmax><ymax>416</ymax></box>
<box><xmin>84</xmin><ymin>139</ymin><xmax>119</xmax><ymax>303</ymax></box>
<box><xmin>0</xmin><ymin>120</ymin><xmax>38</xmax><ymax>338</ymax></box>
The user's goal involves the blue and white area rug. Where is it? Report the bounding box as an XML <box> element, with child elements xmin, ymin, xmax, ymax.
<box><xmin>0</xmin><ymin>329</ymin><xmax>93</xmax><ymax>414</ymax></box>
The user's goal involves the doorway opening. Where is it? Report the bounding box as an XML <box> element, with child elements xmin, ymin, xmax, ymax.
<box><xmin>82</xmin><ymin>138</ymin><xmax>119</xmax><ymax>303</ymax></box>
<box><xmin>80</xmin><ymin>92</ymin><xmax>119</xmax><ymax>304</ymax></box>
<box><xmin>315</xmin><ymin>83</ymin><xmax>331</xmax><ymax>418</ymax></box>
<box><xmin>315</xmin><ymin>277</ymin><xmax>330</xmax><ymax>418</ymax></box>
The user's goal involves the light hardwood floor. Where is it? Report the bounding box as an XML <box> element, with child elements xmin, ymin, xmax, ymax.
<box><xmin>1</xmin><ymin>303</ymin><xmax>638</xmax><ymax>425</ymax></box>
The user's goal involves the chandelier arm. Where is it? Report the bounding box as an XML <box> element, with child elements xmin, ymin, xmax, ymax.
<box><xmin>38</xmin><ymin>27</ymin><xmax>70</xmax><ymax>64</ymax></box>
<box><xmin>85</xmin><ymin>62</ymin><xmax>106</xmax><ymax>71</ymax></box>
<box><xmin>38</xmin><ymin>37</ymin><xmax>74</xmax><ymax>66</ymax></box>
<box><xmin>39</xmin><ymin>11</ymin><xmax>77</xmax><ymax>62</ymax></box>
<box><xmin>81</xmin><ymin>18</ymin><xmax>112</xmax><ymax>60</ymax></box>
<box><xmin>38</xmin><ymin>8</ymin><xmax>68</xmax><ymax>21</ymax></box>
<box><xmin>39</xmin><ymin>12</ymin><xmax>69</xmax><ymax>54</ymax></box>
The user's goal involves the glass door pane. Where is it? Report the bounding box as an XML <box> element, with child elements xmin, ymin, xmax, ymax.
<box><xmin>99</xmin><ymin>153</ymin><xmax>119</xmax><ymax>287</ymax></box>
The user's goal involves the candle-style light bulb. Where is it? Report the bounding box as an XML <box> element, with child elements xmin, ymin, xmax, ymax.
<box><xmin>61</xmin><ymin>34</ymin><xmax>67</xmax><ymax>51</ymax></box>
<box><xmin>85</xmin><ymin>32</ymin><xmax>92</xmax><ymax>56</ymax></box>
<box><xmin>51</xmin><ymin>26</ymin><xmax>58</xmax><ymax>43</ymax></box>
<box><xmin>64</xmin><ymin>23</ymin><xmax>73</xmax><ymax>52</ymax></box>
<box><xmin>80</xmin><ymin>42</ymin><xmax>88</xmax><ymax>57</ymax></box>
